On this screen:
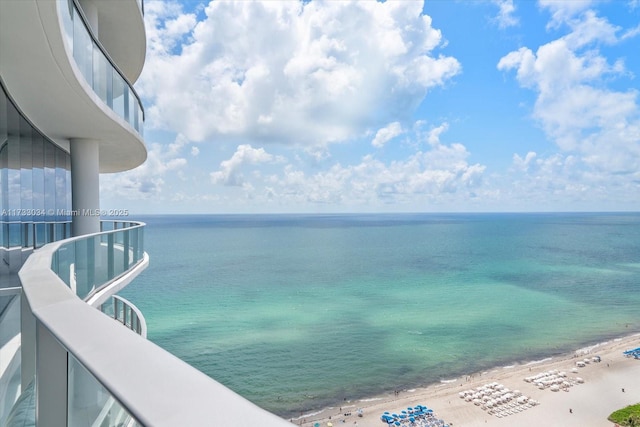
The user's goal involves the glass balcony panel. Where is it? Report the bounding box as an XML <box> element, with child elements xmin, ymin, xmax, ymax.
<box><xmin>68</xmin><ymin>354</ymin><xmax>142</xmax><ymax>427</ymax></box>
<box><xmin>35</xmin><ymin>223</ymin><xmax>46</xmax><ymax>249</ymax></box>
<box><xmin>51</xmin><ymin>222</ymin><xmax>144</xmax><ymax>300</ymax></box>
<box><xmin>72</xmin><ymin>8</ymin><xmax>93</xmax><ymax>87</ymax></box>
<box><xmin>1</xmin><ymin>223</ymin><xmax>7</xmax><ymax>249</ymax></box>
<box><xmin>93</xmin><ymin>48</ymin><xmax>110</xmax><ymax>105</ymax></box>
<box><xmin>112</xmin><ymin>74</ymin><xmax>125</xmax><ymax>119</ymax></box>
<box><xmin>8</xmin><ymin>223</ymin><xmax>20</xmax><ymax>248</ymax></box>
<box><xmin>60</xmin><ymin>0</ymin><xmax>74</xmax><ymax>53</ymax></box>
<box><xmin>127</xmin><ymin>87</ymin><xmax>136</xmax><ymax>127</ymax></box>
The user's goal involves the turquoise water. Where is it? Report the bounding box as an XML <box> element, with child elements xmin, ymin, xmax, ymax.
<box><xmin>120</xmin><ymin>213</ymin><xmax>640</xmax><ymax>417</ymax></box>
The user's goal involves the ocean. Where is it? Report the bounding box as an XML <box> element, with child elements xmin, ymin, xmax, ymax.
<box><xmin>119</xmin><ymin>213</ymin><xmax>640</xmax><ymax>417</ymax></box>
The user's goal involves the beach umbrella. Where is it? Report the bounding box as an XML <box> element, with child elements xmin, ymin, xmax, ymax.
<box><xmin>315</xmin><ymin>424</ymin><xmax>320</xmax><ymax>427</ymax></box>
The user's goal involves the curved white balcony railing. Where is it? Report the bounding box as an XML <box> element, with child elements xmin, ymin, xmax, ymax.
<box><xmin>58</xmin><ymin>0</ymin><xmax>145</xmax><ymax>136</ymax></box>
<box><xmin>51</xmin><ymin>221</ymin><xmax>145</xmax><ymax>301</ymax></box>
<box><xmin>100</xmin><ymin>294</ymin><xmax>147</xmax><ymax>338</ymax></box>
<box><xmin>18</xmin><ymin>221</ymin><xmax>293</xmax><ymax>426</ymax></box>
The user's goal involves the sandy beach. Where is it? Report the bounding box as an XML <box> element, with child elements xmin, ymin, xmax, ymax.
<box><xmin>292</xmin><ymin>332</ymin><xmax>640</xmax><ymax>427</ymax></box>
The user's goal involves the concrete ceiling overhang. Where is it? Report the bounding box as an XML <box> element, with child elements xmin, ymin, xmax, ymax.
<box><xmin>0</xmin><ymin>0</ymin><xmax>147</xmax><ymax>173</ymax></box>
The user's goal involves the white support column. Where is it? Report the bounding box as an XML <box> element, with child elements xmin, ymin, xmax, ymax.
<box><xmin>70</xmin><ymin>139</ymin><xmax>100</xmax><ymax>236</ymax></box>
<box><xmin>36</xmin><ymin>321</ymin><xmax>68</xmax><ymax>427</ymax></box>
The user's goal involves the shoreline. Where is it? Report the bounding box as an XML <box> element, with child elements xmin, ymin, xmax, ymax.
<box><xmin>290</xmin><ymin>331</ymin><xmax>640</xmax><ymax>427</ymax></box>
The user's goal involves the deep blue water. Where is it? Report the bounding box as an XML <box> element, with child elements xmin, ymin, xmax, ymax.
<box><xmin>120</xmin><ymin>213</ymin><xmax>640</xmax><ymax>417</ymax></box>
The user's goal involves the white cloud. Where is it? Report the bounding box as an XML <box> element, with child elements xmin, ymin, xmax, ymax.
<box><xmin>101</xmin><ymin>135</ymin><xmax>188</xmax><ymax>199</ymax></box>
<box><xmin>563</xmin><ymin>10</ymin><xmax>619</xmax><ymax>48</ymax></box>
<box><xmin>138</xmin><ymin>0</ymin><xmax>460</xmax><ymax>146</ymax></box>
<box><xmin>502</xmin><ymin>150</ymin><xmax>640</xmax><ymax>210</ymax></box>
<box><xmin>210</xmin><ymin>144</ymin><xmax>283</xmax><ymax>186</ymax></box>
<box><xmin>141</xmin><ymin>2</ymin><xmax>197</xmax><ymax>57</ymax></box>
<box><xmin>498</xmin><ymin>7</ymin><xmax>640</xmax><ymax>174</ymax></box>
<box><xmin>191</xmin><ymin>146</ymin><xmax>200</xmax><ymax>157</ymax></box>
<box><xmin>231</xmin><ymin>122</ymin><xmax>487</xmax><ymax>209</ymax></box>
<box><xmin>621</xmin><ymin>23</ymin><xmax>640</xmax><ymax>40</ymax></box>
<box><xmin>372</xmin><ymin>122</ymin><xmax>403</xmax><ymax>148</ymax></box>
<box><xmin>427</xmin><ymin>122</ymin><xmax>449</xmax><ymax>146</ymax></box>
<box><xmin>492</xmin><ymin>0</ymin><xmax>519</xmax><ymax>29</ymax></box>
<box><xmin>538</xmin><ymin>0</ymin><xmax>594</xmax><ymax>29</ymax></box>
<box><xmin>512</xmin><ymin>151</ymin><xmax>537</xmax><ymax>172</ymax></box>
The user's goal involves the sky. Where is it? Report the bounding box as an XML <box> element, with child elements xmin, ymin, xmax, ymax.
<box><xmin>101</xmin><ymin>0</ymin><xmax>640</xmax><ymax>214</ymax></box>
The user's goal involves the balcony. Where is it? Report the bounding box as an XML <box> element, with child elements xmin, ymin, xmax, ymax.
<box><xmin>15</xmin><ymin>221</ymin><xmax>293</xmax><ymax>426</ymax></box>
<box><xmin>59</xmin><ymin>0</ymin><xmax>144</xmax><ymax>137</ymax></box>
<box><xmin>0</xmin><ymin>0</ymin><xmax>148</xmax><ymax>173</ymax></box>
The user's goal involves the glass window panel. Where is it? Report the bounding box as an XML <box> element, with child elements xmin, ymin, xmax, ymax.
<box><xmin>65</xmin><ymin>154</ymin><xmax>72</xmax><ymax>217</ymax></box>
<box><xmin>1</xmin><ymin>88</ymin><xmax>7</xmax><ymax>250</ymax></box>
<box><xmin>55</xmin><ymin>223</ymin><xmax>65</xmax><ymax>242</ymax></box>
<box><xmin>0</xmin><ymin>84</ymin><xmax>7</xmax><ymax>145</ymax></box>
<box><xmin>19</xmin><ymin>117</ymin><xmax>33</xmax><ymax>222</ymax></box>
<box><xmin>6</xmin><ymin>100</ymin><xmax>20</xmax><ymax>223</ymax></box>
<box><xmin>32</xmin><ymin>133</ymin><xmax>44</xmax><ymax>215</ymax></box>
<box><xmin>44</xmin><ymin>143</ymin><xmax>55</xmax><ymax>223</ymax></box>
<box><xmin>55</xmin><ymin>149</ymin><xmax>67</xmax><ymax>222</ymax></box>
